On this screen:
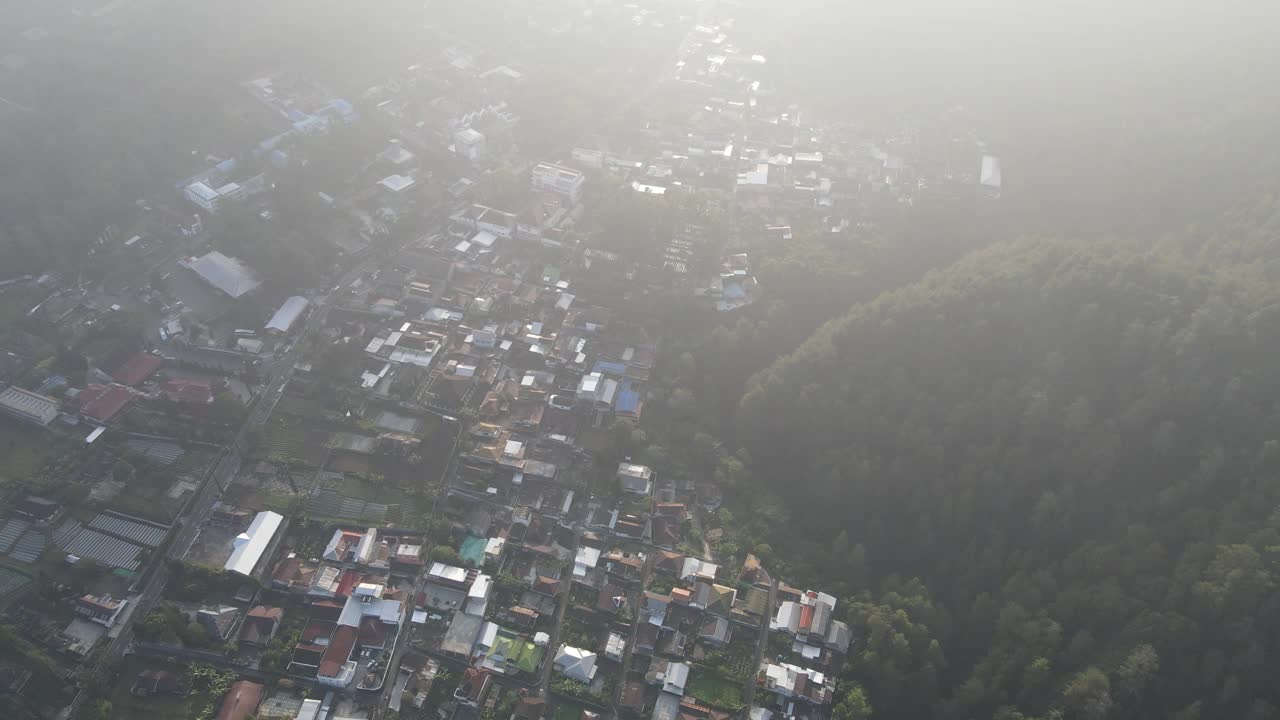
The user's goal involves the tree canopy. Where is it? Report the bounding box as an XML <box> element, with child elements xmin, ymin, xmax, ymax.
<box><xmin>724</xmin><ymin>216</ymin><xmax>1280</xmax><ymax>717</ymax></box>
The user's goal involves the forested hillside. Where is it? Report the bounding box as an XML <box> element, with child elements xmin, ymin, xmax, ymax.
<box><xmin>735</xmin><ymin>214</ymin><xmax>1280</xmax><ymax>718</ymax></box>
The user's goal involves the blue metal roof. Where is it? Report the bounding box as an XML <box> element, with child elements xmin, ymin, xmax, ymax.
<box><xmin>593</xmin><ymin>360</ymin><xmax>627</xmax><ymax>376</ymax></box>
<box><xmin>615</xmin><ymin>380</ymin><xmax>642</xmax><ymax>414</ymax></box>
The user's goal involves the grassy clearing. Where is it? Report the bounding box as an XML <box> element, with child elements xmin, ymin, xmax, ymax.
<box><xmin>0</xmin><ymin>420</ymin><xmax>64</xmax><ymax>486</ymax></box>
<box><xmin>554</xmin><ymin>700</ymin><xmax>589</xmax><ymax>720</ymax></box>
<box><xmin>685</xmin><ymin>669</ymin><xmax>745</xmax><ymax>710</ymax></box>
<box><xmin>107</xmin><ymin>656</ymin><xmax>196</xmax><ymax>720</ymax></box>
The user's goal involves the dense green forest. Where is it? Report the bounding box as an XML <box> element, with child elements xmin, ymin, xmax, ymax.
<box><xmin>718</xmin><ymin>209</ymin><xmax>1280</xmax><ymax>718</ymax></box>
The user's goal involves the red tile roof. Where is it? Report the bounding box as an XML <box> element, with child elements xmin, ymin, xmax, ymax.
<box><xmin>161</xmin><ymin>378</ymin><xmax>214</xmax><ymax>403</ymax></box>
<box><xmin>459</xmin><ymin>667</ymin><xmax>491</xmax><ymax>702</ymax></box>
<box><xmin>214</xmin><ymin>680</ymin><xmax>264</xmax><ymax>720</ymax></box>
<box><xmin>310</xmin><ymin>600</ymin><xmax>345</xmax><ymax>620</ymax></box>
<box><xmin>78</xmin><ymin>384</ymin><xmax>131</xmax><ymax>423</ymax></box>
<box><xmin>112</xmin><ymin>352</ymin><xmax>162</xmax><ymax>386</ymax></box>
<box><xmin>301</xmin><ymin>619</ymin><xmax>335</xmax><ymax>644</ymax></box>
<box><xmin>318</xmin><ymin>625</ymin><xmax>358</xmax><ymax>679</ymax></box>
<box><xmin>798</xmin><ymin>604</ymin><xmax>815</xmax><ymax>633</ymax></box>
<box><xmin>359</xmin><ymin>616</ymin><xmax>387</xmax><ymax>648</ymax></box>
<box><xmin>336</xmin><ymin>569</ymin><xmax>362</xmax><ymax>598</ymax></box>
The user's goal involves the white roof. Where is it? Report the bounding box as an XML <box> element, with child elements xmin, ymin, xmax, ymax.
<box><xmin>454</xmin><ymin>240</ymin><xmax>473</xmax><ymax>253</ymax></box>
<box><xmin>772</xmin><ymin>601</ymin><xmax>801</xmax><ymax>632</ymax></box>
<box><xmin>389</xmin><ymin>347</ymin><xmax>436</xmax><ymax>367</ymax></box>
<box><xmin>0</xmin><ymin>387</ymin><xmax>59</xmax><ymax>424</ymax></box>
<box><xmin>663</xmin><ymin>661</ymin><xmax>690</xmax><ymax>694</ymax></box>
<box><xmin>379</xmin><ymin>174</ymin><xmax>416</xmax><ymax>192</ymax></box>
<box><xmin>384</xmin><ymin>145</ymin><xmax>415</xmax><ymax>165</ymax></box>
<box><xmin>574</xmin><ymin>546</ymin><xmax>601</xmax><ymax>577</ymax></box>
<box><xmin>360</xmin><ymin>530</ymin><xmax>378</xmax><ymax>563</ymax></box>
<box><xmin>295</xmin><ymin>699</ymin><xmax>323</xmax><ymax>720</ymax></box>
<box><xmin>600</xmin><ymin>379</ymin><xmax>618</xmax><ymax>405</ymax></box>
<box><xmin>471</xmin><ymin>230</ymin><xmax>497</xmax><ymax>247</ymax></box>
<box><xmin>737</xmin><ymin>163</ymin><xmax>769</xmax><ymax>186</ymax></box>
<box><xmin>618</xmin><ymin>462</ymin><xmax>652</xmax><ymax>478</ymax></box>
<box><xmin>322</xmin><ymin>529</ymin><xmax>355</xmax><ymax>561</ymax></box>
<box><xmin>606</xmin><ymin>632</ymin><xmax>626</xmax><ymax>657</ymax></box>
<box><xmin>631</xmin><ymin>181</ymin><xmax>667</xmax><ymax>195</ymax></box>
<box><xmin>343</xmin><ymin>594</ymin><xmax>404</xmax><ymax>626</ymax></box>
<box><xmin>468</xmin><ymin>574</ymin><xmax>492</xmax><ymax>599</ymax></box>
<box><xmin>355</xmin><ymin>582</ymin><xmax>384</xmax><ymax>598</ymax></box>
<box><xmin>578</xmin><ymin>372</ymin><xmax>601</xmax><ymax>395</ymax></box>
<box><xmin>237</xmin><ymin>337</ymin><xmax>264</xmax><ymax>354</ymax></box>
<box><xmin>484</xmin><ymin>537</ymin><xmax>505</xmax><ymax>557</ymax></box>
<box><xmin>478</xmin><ymin>621</ymin><xmax>499</xmax><ymax>651</ymax></box>
<box><xmin>183</xmin><ymin>251</ymin><xmax>260</xmax><ymax>298</ymax></box>
<box><xmin>370</xmin><ymin>598</ymin><xmax>405</xmax><ymax>625</ymax></box>
<box><xmin>554</xmin><ymin>645</ymin><xmax>598</xmax><ymax>683</ymax></box>
<box><xmin>429</xmin><ymin>562</ymin><xmax>468</xmax><ymax>584</ymax></box>
<box><xmin>187</xmin><ymin>181</ymin><xmax>220</xmax><ymax>202</ymax></box>
<box><xmin>981</xmin><ymin>155</ymin><xmax>1003</xmax><ymax>189</ymax></box>
<box><xmin>681</xmin><ymin>557</ymin><xmax>718</xmax><ymax>581</ymax></box>
<box><xmin>224</xmin><ymin>511</ymin><xmax>283</xmax><ymax>576</ymax></box>
<box><xmin>266</xmin><ymin>296</ymin><xmax>309</xmax><ymax>333</ymax></box>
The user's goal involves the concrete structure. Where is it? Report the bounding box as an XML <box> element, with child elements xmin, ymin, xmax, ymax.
<box><xmin>455</xmin><ymin>128</ymin><xmax>487</xmax><ymax>161</ymax></box>
<box><xmin>185</xmin><ymin>180</ymin><xmax>246</xmax><ymax>213</ymax></box>
<box><xmin>379</xmin><ymin>174</ymin><xmax>416</xmax><ymax>193</ymax></box>
<box><xmin>617</xmin><ymin>463</ymin><xmax>654</xmax><ymax>495</ymax></box>
<box><xmin>75</xmin><ymin>594</ymin><xmax>127</xmax><ymax>627</ymax></box>
<box><xmin>531</xmin><ymin>162</ymin><xmax>585</xmax><ymax>204</ymax></box>
<box><xmin>0</xmin><ymin>386</ymin><xmax>59</xmax><ymax>426</ymax></box>
<box><xmin>980</xmin><ymin>155</ymin><xmax>1003</xmax><ymax>191</ymax></box>
<box><xmin>224</xmin><ymin>511</ymin><xmax>285</xmax><ymax>576</ymax></box>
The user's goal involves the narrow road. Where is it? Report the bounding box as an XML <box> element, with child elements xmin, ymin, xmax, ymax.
<box><xmin>741</xmin><ymin>578</ymin><xmax>779</xmax><ymax>712</ymax></box>
<box><xmin>612</xmin><ymin>551</ymin><xmax>655</xmax><ymax>707</ymax></box>
<box><xmin>538</xmin><ymin>531</ymin><xmax>582</xmax><ymax>696</ymax></box>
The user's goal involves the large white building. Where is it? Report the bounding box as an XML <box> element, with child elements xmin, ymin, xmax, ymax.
<box><xmin>553</xmin><ymin>645</ymin><xmax>598</xmax><ymax>683</ymax></box>
<box><xmin>980</xmin><ymin>155</ymin><xmax>1003</xmax><ymax>191</ymax></box>
<box><xmin>616</xmin><ymin>462</ymin><xmax>654</xmax><ymax>496</ymax></box>
<box><xmin>455</xmin><ymin>128</ymin><xmax>487</xmax><ymax>161</ymax></box>
<box><xmin>265</xmin><ymin>296</ymin><xmax>310</xmax><ymax>334</ymax></box>
<box><xmin>184</xmin><ymin>180</ymin><xmax>246</xmax><ymax>213</ymax></box>
<box><xmin>224</xmin><ymin>511</ymin><xmax>284</xmax><ymax>576</ymax></box>
<box><xmin>182</xmin><ymin>251</ymin><xmax>261</xmax><ymax>299</ymax></box>
<box><xmin>531</xmin><ymin>162</ymin><xmax>585</xmax><ymax>204</ymax></box>
<box><xmin>0</xmin><ymin>386</ymin><xmax>59</xmax><ymax>426</ymax></box>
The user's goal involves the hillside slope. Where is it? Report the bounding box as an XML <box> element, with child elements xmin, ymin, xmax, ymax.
<box><xmin>738</xmin><ymin>233</ymin><xmax>1280</xmax><ymax>718</ymax></box>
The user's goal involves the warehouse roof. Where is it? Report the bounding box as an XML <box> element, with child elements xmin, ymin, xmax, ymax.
<box><xmin>183</xmin><ymin>251</ymin><xmax>261</xmax><ymax>298</ymax></box>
